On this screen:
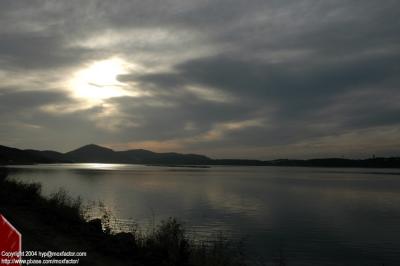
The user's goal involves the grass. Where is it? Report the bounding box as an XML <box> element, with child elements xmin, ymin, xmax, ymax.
<box><xmin>0</xmin><ymin>167</ymin><xmax>246</xmax><ymax>266</ymax></box>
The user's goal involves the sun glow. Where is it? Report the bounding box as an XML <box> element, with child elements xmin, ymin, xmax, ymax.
<box><xmin>70</xmin><ymin>58</ymin><xmax>131</xmax><ymax>103</ymax></box>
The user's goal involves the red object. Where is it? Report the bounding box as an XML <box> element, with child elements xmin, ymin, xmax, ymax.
<box><xmin>0</xmin><ymin>214</ymin><xmax>21</xmax><ymax>265</ymax></box>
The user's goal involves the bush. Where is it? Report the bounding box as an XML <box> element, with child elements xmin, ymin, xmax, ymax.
<box><xmin>145</xmin><ymin>218</ymin><xmax>190</xmax><ymax>266</ymax></box>
<box><xmin>47</xmin><ymin>188</ymin><xmax>84</xmax><ymax>223</ymax></box>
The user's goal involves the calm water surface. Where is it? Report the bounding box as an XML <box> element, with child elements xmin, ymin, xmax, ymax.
<box><xmin>7</xmin><ymin>164</ymin><xmax>400</xmax><ymax>265</ymax></box>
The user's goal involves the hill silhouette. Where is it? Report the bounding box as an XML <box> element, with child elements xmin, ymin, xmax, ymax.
<box><xmin>65</xmin><ymin>144</ymin><xmax>211</xmax><ymax>164</ymax></box>
<box><xmin>0</xmin><ymin>144</ymin><xmax>212</xmax><ymax>165</ymax></box>
<box><xmin>1</xmin><ymin>144</ymin><xmax>399</xmax><ymax>168</ymax></box>
<box><xmin>0</xmin><ymin>145</ymin><xmax>69</xmax><ymax>164</ymax></box>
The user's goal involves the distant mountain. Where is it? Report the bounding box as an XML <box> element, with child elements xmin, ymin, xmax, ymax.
<box><xmin>0</xmin><ymin>145</ymin><xmax>69</xmax><ymax>164</ymax></box>
<box><xmin>1</xmin><ymin>144</ymin><xmax>399</xmax><ymax>168</ymax></box>
<box><xmin>0</xmin><ymin>144</ymin><xmax>212</xmax><ymax>165</ymax></box>
<box><xmin>65</xmin><ymin>144</ymin><xmax>116</xmax><ymax>163</ymax></box>
<box><xmin>65</xmin><ymin>144</ymin><xmax>212</xmax><ymax>164</ymax></box>
<box><xmin>24</xmin><ymin>149</ymin><xmax>72</xmax><ymax>163</ymax></box>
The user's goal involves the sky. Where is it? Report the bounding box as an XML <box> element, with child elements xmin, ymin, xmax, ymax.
<box><xmin>0</xmin><ymin>0</ymin><xmax>399</xmax><ymax>159</ymax></box>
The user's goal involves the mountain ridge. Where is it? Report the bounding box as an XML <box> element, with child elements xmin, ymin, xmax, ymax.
<box><xmin>1</xmin><ymin>144</ymin><xmax>400</xmax><ymax>168</ymax></box>
<box><xmin>0</xmin><ymin>144</ymin><xmax>213</xmax><ymax>165</ymax></box>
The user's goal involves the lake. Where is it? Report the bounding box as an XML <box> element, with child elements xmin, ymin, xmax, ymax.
<box><xmin>7</xmin><ymin>164</ymin><xmax>400</xmax><ymax>265</ymax></box>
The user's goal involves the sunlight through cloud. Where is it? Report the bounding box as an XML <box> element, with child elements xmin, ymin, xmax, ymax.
<box><xmin>69</xmin><ymin>57</ymin><xmax>136</xmax><ymax>104</ymax></box>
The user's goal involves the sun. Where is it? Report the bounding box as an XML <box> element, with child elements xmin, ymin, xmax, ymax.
<box><xmin>70</xmin><ymin>57</ymin><xmax>130</xmax><ymax>103</ymax></box>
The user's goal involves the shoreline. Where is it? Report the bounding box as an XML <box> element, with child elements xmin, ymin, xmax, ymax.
<box><xmin>0</xmin><ymin>168</ymin><xmax>246</xmax><ymax>266</ymax></box>
<box><xmin>4</xmin><ymin>161</ymin><xmax>400</xmax><ymax>170</ymax></box>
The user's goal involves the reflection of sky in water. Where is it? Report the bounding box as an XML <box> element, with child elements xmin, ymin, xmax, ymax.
<box><xmin>8</xmin><ymin>164</ymin><xmax>400</xmax><ymax>265</ymax></box>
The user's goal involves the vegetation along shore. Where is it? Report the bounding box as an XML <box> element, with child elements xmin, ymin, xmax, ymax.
<box><xmin>0</xmin><ymin>167</ymin><xmax>247</xmax><ymax>266</ymax></box>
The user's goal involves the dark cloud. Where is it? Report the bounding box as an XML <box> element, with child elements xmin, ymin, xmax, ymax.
<box><xmin>0</xmin><ymin>34</ymin><xmax>93</xmax><ymax>70</ymax></box>
<box><xmin>0</xmin><ymin>89</ymin><xmax>68</xmax><ymax>111</ymax></box>
<box><xmin>104</xmin><ymin>93</ymin><xmax>255</xmax><ymax>141</ymax></box>
<box><xmin>134</xmin><ymin>50</ymin><xmax>399</xmax><ymax>121</ymax></box>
